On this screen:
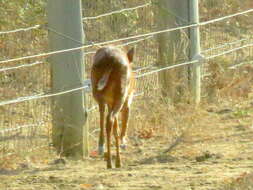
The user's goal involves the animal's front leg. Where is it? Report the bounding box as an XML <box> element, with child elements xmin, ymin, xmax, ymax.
<box><xmin>106</xmin><ymin>112</ymin><xmax>113</xmax><ymax>169</ymax></box>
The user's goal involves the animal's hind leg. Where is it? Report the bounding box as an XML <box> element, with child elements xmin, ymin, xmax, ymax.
<box><xmin>113</xmin><ymin>115</ymin><xmax>121</xmax><ymax>168</ymax></box>
<box><xmin>98</xmin><ymin>103</ymin><xmax>105</xmax><ymax>155</ymax></box>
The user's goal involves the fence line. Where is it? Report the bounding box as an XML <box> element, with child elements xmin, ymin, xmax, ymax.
<box><xmin>0</xmin><ymin>6</ymin><xmax>251</xmax><ymax>39</ymax></box>
<box><xmin>1</xmin><ymin>8</ymin><xmax>252</xmax><ymax>65</ymax></box>
<box><xmin>0</xmin><ymin>61</ymin><xmax>44</xmax><ymax>72</ymax></box>
<box><xmin>0</xmin><ymin>94</ymin><xmax>147</xmax><ymax>140</ymax></box>
<box><xmin>1</xmin><ymin>41</ymin><xmax>253</xmax><ymax>107</ymax></box>
<box><xmin>0</xmin><ymin>3</ymin><xmax>150</xmax><ymax>36</ymax></box>
<box><xmin>202</xmin><ymin>38</ymin><xmax>250</xmax><ymax>53</ymax></box>
<box><xmin>0</xmin><ymin>36</ymin><xmax>152</xmax><ymax>73</ymax></box>
<box><xmin>207</xmin><ymin>42</ymin><xmax>253</xmax><ymax>60</ymax></box>
<box><xmin>82</xmin><ymin>2</ymin><xmax>151</xmax><ymax>21</ymax></box>
<box><xmin>0</xmin><ymin>35</ymin><xmax>245</xmax><ymax>73</ymax></box>
<box><xmin>136</xmin><ymin>60</ymin><xmax>197</xmax><ymax>79</ymax></box>
<box><xmin>229</xmin><ymin>60</ymin><xmax>253</xmax><ymax>69</ymax></box>
<box><xmin>137</xmin><ymin>42</ymin><xmax>253</xmax><ymax>78</ymax></box>
<box><xmin>133</xmin><ymin>65</ymin><xmax>155</xmax><ymax>73</ymax></box>
<box><xmin>0</xmin><ymin>145</ymin><xmax>49</xmax><ymax>159</ymax></box>
<box><xmin>0</xmin><ymin>85</ymin><xmax>89</xmax><ymax>107</ymax></box>
<box><xmin>87</xmin><ymin>91</ymin><xmax>144</xmax><ymax>113</ymax></box>
<box><xmin>200</xmin><ymin>8</ymin><xmax>253</xmax><ymax>26</ymax></box>
<box><xmin>46</xmin><ymin>26</ymin><xmax>85</xmax><ymax>46</ymax></box>
<box><xmin>0</xmin><ymin>93</ymin><xmax>144</xmax><ymax>150</ymax></box>
<box><xmin>0</xmin><ymin>122</ymin><xmax>45</xmax><ymax>133</ymax></box>
<box><xmin>0</xmin><ymin>25</ymin><xmax>41</xmax><ymax>35</ymax></box>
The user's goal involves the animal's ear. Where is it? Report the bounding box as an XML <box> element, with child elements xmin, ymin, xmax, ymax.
<box><xmin>127</xmin><ymin>47</ymin><xmax>135</xmax><ymax>63</ymax></box>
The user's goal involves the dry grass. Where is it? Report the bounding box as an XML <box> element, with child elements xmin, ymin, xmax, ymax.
<box><xmin>1</xmin><ymin>92</ymin><xmax>253</xmax><ymax>189</ymax></box>
<box><xmin>221</xmin><ymin>172</ymin><xmax>253</xmax><ymax>190</ymax></box>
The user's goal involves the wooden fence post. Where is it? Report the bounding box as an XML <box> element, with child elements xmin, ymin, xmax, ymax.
<box><xmin>156</xmin><ymin>0</ymin><xmax>190</xmax><ymax>103</ymax></box>
<box><xmin>47</xmin><ymin>0</ymin><xmax>88</xmax><ymax>158</ymax></box>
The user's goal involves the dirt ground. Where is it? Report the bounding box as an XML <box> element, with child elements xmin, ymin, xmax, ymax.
<box><xmin>1</xmin><ymin>100</ymin><xmax>253</xmax><ymax>190</ymax></box>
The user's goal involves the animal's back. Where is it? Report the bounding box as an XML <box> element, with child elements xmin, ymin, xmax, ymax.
<box><xmin>91</xmin><ymin>47</ymin><xmax>130</xmax><ymax>107</ymax></box>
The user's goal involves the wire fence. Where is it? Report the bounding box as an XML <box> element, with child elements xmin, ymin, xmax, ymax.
<box><xmin>0</xmin><ymin>0</ymin><xmax>253</xmax><ymax>160</ymax></box>
<box><xmin>1</xmin><ymin>8</ymin><xmax>253</xmax><ymax>65</ymax></box>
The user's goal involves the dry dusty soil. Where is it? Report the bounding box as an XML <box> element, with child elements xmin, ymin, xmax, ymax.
<box><xmin>1</xmin><ymin>103</ymin><xmax>253</xmax><ymax>190</ymax></box>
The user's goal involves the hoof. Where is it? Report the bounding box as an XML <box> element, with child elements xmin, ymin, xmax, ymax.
<box><xmin>98</xmin><ymin>145</ymin><xmax>104</xmax><ymax>155</ymax></box>
<box><xmin>120</xmin><ymin>137</ymin><xmax>127</xmax><ymax>150</ymax></box>
<box><xmin>107</xmin><ymin>162</ymin><xmax>112</xmax><ymax>169</ymax></box>
<box><xmin>115</xmin><ymin>163</ymin><xmax>121</xmax><ymax>168</ymax></box>
<box><xmin>120</xmin><ymin>144</ymin><xmax>127</xmax><ymax>150</ymax></box>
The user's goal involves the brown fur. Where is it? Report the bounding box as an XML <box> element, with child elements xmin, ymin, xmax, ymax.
<box><xmin>91</xmin><ymin>46</ymin><xmax>135</xmax><ymax>168</ymax></box>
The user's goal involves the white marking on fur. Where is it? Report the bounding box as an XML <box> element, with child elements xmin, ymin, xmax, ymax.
<box><xmin>97</xmin><ymin>78</ymin><xmax>107</xmax><ymax>90</ymax></box>
<box><xmin>127</xmin><ymin>67</ymin><xmax>131</xmax><ymax>79</ymax></box>
<box><xmin>120</xmin><ymin>137</ymin><xmax>127</xmax><ymax>149</ymax></box>
<box><xmin>97</xmin><ymin>69</ymin><xmax>112</xmax><ymax>91</ymax></box>
<box><xmin>127</xmin><ymin>92</ymin><xmax>134</xmax><ymax>107</ymax></box>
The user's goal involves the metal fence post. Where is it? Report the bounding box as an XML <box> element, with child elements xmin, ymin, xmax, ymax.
<box><xmin>189</xmin><ymin>0</ymin><xmax>201</xmax><ymax>104</ymax></box>
<box><xmin>47</xmin><ymin>0</ymin><xmax>88</xmax><ymax>158</ymax></box>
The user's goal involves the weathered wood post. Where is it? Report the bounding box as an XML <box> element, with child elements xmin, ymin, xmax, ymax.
<box><xmin>156</xmin><ymin>0</ymin><xmax>190</xmax><ymax>103</ymax></box>
<box><xmin>189</xmin><ymin>0</ymin><xmax>202</xmax><ymax>104</ymax></box>
<box><xmin>47</xmin><ymin>0</ymin><xmax>88</xmax><ymax>158</ymax></box>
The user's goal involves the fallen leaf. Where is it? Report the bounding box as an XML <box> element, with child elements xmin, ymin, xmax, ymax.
<box><xmin>90</xmin><ymin>150</ymin><xmax>98</xmax><ymax>157</ymax></box>
<box><xmin>80</xmin><ymin>183</ymin><xmax>92</xmax><ymax>189</ymax></box>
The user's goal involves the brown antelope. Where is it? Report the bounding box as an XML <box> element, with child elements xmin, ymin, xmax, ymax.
<box><xmin>91</xmin><ymin>46</ymin><xmax>135</xmax><ymax>168</ymax></box>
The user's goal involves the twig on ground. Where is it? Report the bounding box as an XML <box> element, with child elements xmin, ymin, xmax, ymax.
<box><xmin>163</xmin><ymin>133</ymin><xmax>184</xmax><ymax>153</ymax></box>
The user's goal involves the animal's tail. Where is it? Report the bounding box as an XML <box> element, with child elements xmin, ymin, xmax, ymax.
<box><xmin>97</xmin><ymin>69</ymin><xmax>112</xmax><ymax>91</ymax></box>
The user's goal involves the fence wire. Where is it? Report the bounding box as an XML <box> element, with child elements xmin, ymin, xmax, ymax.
<box><xmin>1</xmin><ymin>8</ymin><xmax>252</xmax><ymax>65</ymax></box>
